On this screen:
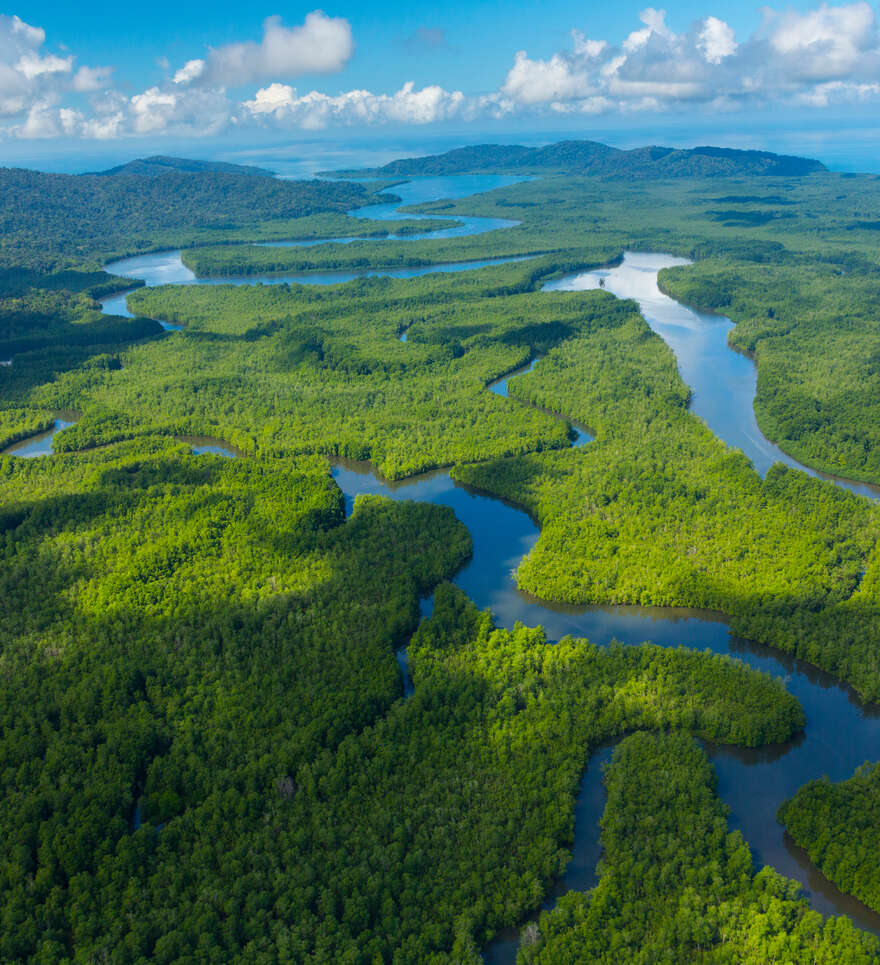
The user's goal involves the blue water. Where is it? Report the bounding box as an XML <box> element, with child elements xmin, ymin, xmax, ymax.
<box><xmin>100</xmin><ymin>251</ymin><xmax>531</xmax><ymax>318</ymax></box>
<box><xmin>331</xmin><ymin>451</ymin><xmax>880</xmax><ymax>961</ymax></box>
<box><xmin>260</xmin><ymin>174</ymin><xmax>523</xmax><ymax>247</ymax></box>
<box><xmin>2</xmin><ymin>419</ymin><xmax>76</xmax><ymax>457</ymax></box>
<box><xmin>545</xmin><ymin>252</ymin><xmax>880</xmax><ymax>499</ymax></box>
<box><xmin>17</xmin><ymin>168</ymin><xmax>880</xmax><ymax>956</ymax></box>
<box><xmin>100</xmin><ymin>175</ymin><xmax>526</xmax><ymax>319</ymax></box>
<box><xmin>487</xmin><ymin>356</ymin><xmax>592</xmax><ymax>448</ymax></box>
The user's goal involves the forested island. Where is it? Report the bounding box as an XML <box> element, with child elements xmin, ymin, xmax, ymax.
<box><xmin>779</xmin><ymin>764</ymin><xmax>880</xmax><ymax>916</ymax></box>
<box><xmin>3</xmin><ymin>140</ymin><xmax>880</xmax><ymax>961</ymax></box>
<box><xmin>326</xmin><ymin>140</ymin><xmax>827</xmax><ymax>178</ymax></box>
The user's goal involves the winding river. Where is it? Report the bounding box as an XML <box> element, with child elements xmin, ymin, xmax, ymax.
<box><xmin>8</xmin><ymin>174</ymin><xmax>880</xmax><ymax>958</ymax></box>
<box><xmin>99</xmin><ymin>175</ymin><xmax>527</xmax><ymax>319</ymax></box>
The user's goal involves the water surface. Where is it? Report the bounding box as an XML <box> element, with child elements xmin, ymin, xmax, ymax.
<box><xmin>177</xmin><ymin>435</ymin><xmax>243</xmax><ymax>458</ymax></box>
<box><xmin>544</xmin><ymin>252</ymin><xmax>880</xmax><ymax>498</ymax></box>
<box><xmin>90</xmin><ymin>180</ymin><xmax>880</xmax><ymax>955</ymax></box>
<box><xmin>331</xmin><ymin>457</ymin><xmax>880</xmax><ymax>961</ymax></box>
<box><xmin>1</xmin><ymin>418</ymin><xmax>77</xmax><ymax>457</ymax></box>
<box><xmin>100</xmin><ymin>175</ymin><xmax>526</xmax><ymax>319</ymax></box>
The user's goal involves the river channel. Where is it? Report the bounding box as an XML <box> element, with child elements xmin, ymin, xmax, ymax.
<box><xmin>9</xmin><ymin>173</ymin><xmax>880</xmax><ymax>958</ymax></box>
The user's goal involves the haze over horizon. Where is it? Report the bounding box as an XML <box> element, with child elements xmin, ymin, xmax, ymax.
<box><xmin>8</xmin><ymin>1</ymin><xmax>880</xmax><ymax>172</ymax></box>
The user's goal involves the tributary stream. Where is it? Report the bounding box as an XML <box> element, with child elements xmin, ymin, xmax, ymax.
<box><xmin>8</xmin><ymin>175</ymin><xmax>880</xmax><ymax>960</ymax></box>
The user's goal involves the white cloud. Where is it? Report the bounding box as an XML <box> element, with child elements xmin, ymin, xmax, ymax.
<box><xmin>179</xmin><ymin>12</ymin><xmax>353</xmax><ymax>88</ymax></box>
<box><xmin>497</xmin><ymin>3</ymin><xmax>880</xmax><ymax>116</ymax></box>
<box><xmin>73</xmin><ymin>65</ymin><xmax>113</xmax><ymax>92</ymax></box>
<box><xmin>172</xmin><ymin>59</ymin><xmax>205</xmax><ymax>85</ymax></box>
<box><xmin>697</xmin><ymin>16</ymin><xmax>737</xmax><ymax>65</ymax></box>
<box><xmin>8</xmin><ymin>3</ymin><xmax>880</xmax><ymax>141</ymax></box>
<box><xmin>243</xmin><ymin>80</ymin><xmax>465</xmax><ymax>128</ymax></box>
<box><xmin>768</xmin><ymin>2</ymin><xmax>878</xmax><ymax>81</ymax></box>
<box><xmin>502</xmin><ymin>51</ymin><xmax>595</xmax><ymax>104</ymax></box>
<box><xmin>15</xmin><ymin>50</ymin><xmax>72</xmax><ymax>80</ymax></box>
<box><xmin>796</xmin><ymin>78</ymin><xmax>880</xmax><ymax>105</ymax></box>
<box><xmin>0</xmin><ymin>14</ymin><xmax>112</xmax><ymax>123</ymax></box>
<box><xmin>128</xmin><ymin>85</ymin><xmax>231</xmax><ymax>135</ymax></box>
<box><xmin>571</xmin><ymin>31</ymin><xmax>607</xmax><ymax>59</ymax></box>
<box><xmin>623</xmin><ymin>8</ymin><xmax>673</xmax><ymax>53</ymax></box>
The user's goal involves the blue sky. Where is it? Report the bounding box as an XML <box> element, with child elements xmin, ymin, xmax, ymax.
<box><xmin>7</xmin><ymin>2</ymin><xmax>880</xmax><ymax>168</ymax></box>
<box><xmin>21</xmin><ymin>1</ymin><xmax>780</xmax><ymax>95</ymax></box>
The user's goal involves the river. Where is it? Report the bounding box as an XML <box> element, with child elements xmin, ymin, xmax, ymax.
<box><xmin>8</xmin><ymin>173</ymin><xmax>880</xmax><ymax>958</ymax></box>
<box><xmin>99</xmin><ymin>175</ymin><xmax>527</xmax><ymax>318</ymax></box>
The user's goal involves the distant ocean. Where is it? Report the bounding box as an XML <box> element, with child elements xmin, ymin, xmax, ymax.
<box><xmin>5</xmin><ymin>120</ymin><xmax>880</xmax><ymax>176</ymax></box>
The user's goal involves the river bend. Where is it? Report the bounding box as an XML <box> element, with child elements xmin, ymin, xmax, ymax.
<box><xmin>8</xmin><ymin>174</ymin><xmax>880</xmax><ymax>957</ymax></box>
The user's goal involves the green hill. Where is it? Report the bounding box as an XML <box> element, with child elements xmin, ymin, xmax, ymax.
<box><xmin>327</xmin><ymin>139</ymin><xmax>826</xmax><ymax>179</ymax></box>
<box><xmin>89</xmin><ymin>155</ymin><xmax>274</xmax><ymax>178</ymax></box>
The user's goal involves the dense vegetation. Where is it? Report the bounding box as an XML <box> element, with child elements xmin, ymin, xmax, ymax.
<box><xmin>5</xmin><ymin>147</ymin><xmax>880</xmax><ymax>960</ymax></box>
<box><xmin>453</xmin><ymin>302</ymin><xmax>880</xmax><ymax>699</ymax></box>
<box><xmin>0</xmin><ymin>555</ymin><xmax>809</xmax><ymax>960</ymax></box>
<box><xmin>0</xmin><ymin>163</ymin><xmax>384</xmax><ymax>269</ymax></box>
<box><xmin>520</xmin><ymin>732</ymin><xmax>880</xmax><ymax>963</ymax></box>
<box><xmin>659</xmin><ymin>259</ymin><xmax>880</xmax><ymax>483</ymax></box>
<box><xmin>327</xmin><ymin>139</ymin><xmax>826</xmax><ymax>178</ymax></box>
<box><xmin>33</xmin><ymin>263</ymin><xmax>613</xmax><ymax>477</ymax></box>
<box><xmin>8</xmin><ymin>242</ymin><xmax>880</xmax><ymax>697</ymax></box>
<box><xmin>177</xmin><ymin>163</ymin><xmax>880</xmax><ymax>486</ymax></box>
<box><xmin>0</xmin><ymin>443</ymin><xmax>470</xmax><ymax>960</ymax></box>
<box><xmin>779</xmin><ymin>764</ymin><xmax>880</xmax><ymax>915</ymax></box>
<box><xmin>89</xmin><ymin>155</ymin><xmax>275</xmax><ymax>178</ymax></box>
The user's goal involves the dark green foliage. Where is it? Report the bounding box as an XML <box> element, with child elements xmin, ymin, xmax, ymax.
<box><xmin>0</xmin><ymin>287</ymin><xmax>161</xmax><ymax>358</ymax></box>
<box><xmin>4</xmin><ymin>150</ymin><xmax>880</xmax><ymax>962</ymax></box>
<box><xmin>0</xmin><ymin>575</ymin><xmax>808</xmax><ymax>962</ymax></box>
<box><xmin>0</xmin><ymin>166</ymin><xmax>372</xmax><ymax>269</ymax></box>
<box><xmin>521</xmin><ymin>733</ymin><xmax>880</xmax><ymax>964</ymax></box>
<box><xmin>88</xmin><ymin>155</ymin><xmax>275</xmax><ymax>178</ymax></box>
<box><xmin>779</xmin><ymin>764</ymin><xmax>880</xmax><ymax>914</ymax></box>
<box><xmin>327</xmin><ymin>139</ymin><xmax>826</xmax><ymax>178</ymax></box>
<box><xmin>0</xmin><ymin>445</ymin><xmax>471</xmax><ymax>961</ymax></box>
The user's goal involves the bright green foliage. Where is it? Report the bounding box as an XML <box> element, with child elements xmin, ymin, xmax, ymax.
<box><xmin>365</xmin><ymin>171</ymin><xmax>880</xmax><ymax>484</ymax></box>
<box><xmin>660</xmin><ymin>259</ymin><xmax>880</xmax><ymax>483</ymax></box>
<box><xmin>0</xmin><ymin>407</ymin><xmax>56</xmax><ymax>450</ymax></box>
<box><xmin>453</xmin><ymin>312</ymin><xmax>880</xmax><ymax>699</ymax></box>
<box><xmin>24</xmin><ymin>267</ymin><xmax>630</xmax><ymax>477</ymax></box>
<box><xmin>779</xmin><ymin>763</ymin><xmax>880</xmax><ymax>914</ymax></box>
<box><xmin>0</xmin><ymin>581</ymin><xmax>806</xmax><ymax>962</ymax></box>
<box><xmin>521</xmin><ymin>732</ymin><xmax>880</xmax><ymax>964</ymax></box>
<box><xmin>5</xmin><ymin>151</ymin><xmax>880</xmax><ymax>962</ymax></box>
<box><xmin>0</xmin><ymin>277</ymin><xmax>163</xmax><ymax>428</ymax></box>
<box><xmin>0</xmin><ymin>444</ymin><xmax>470</xmax><ymax>961</ymax></box>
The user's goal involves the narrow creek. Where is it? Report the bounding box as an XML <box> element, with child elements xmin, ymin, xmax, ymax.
<box><xmin>99</xmin><ymin>175</ymin><xmax>528</xmax><ymax>319</ymax></box>
<box><xmin>10</xmin><ymin>175</ymin><xmax>880</xmax><ymax>957</ymax></box>
<box><xmin>1</xmin><ymin>415</ymin><xmax>78</xmax><ymax>458</ymax></box>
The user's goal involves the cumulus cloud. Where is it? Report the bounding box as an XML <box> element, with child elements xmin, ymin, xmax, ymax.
<box><xmin>697</xmin><ymin>16</ymin><xmax>737</xmax><ymax>65</ymax></box>
<box><xmin>243</xmin><ymin>80</ymin><xmax>466</xmax><ymax>128</ymax></box>
<box><xmin>498</xmin><ymin>2</ymin><xmax>880</xmax><ymax>114</ymax></box>
<box><xmin>172</xmin><ymin>59</ymin><xmax>205</xmax><ymax>85</ymax></box>
<box><xmin>767</xmin><ymin>1</ymin><xmax>879</xmax><ymax>81</ymax></box>
<box><xmin>0</xmin><ymin>14</ymin><xmax>111</xmax><ymax>120</ymax></box>
<box><xmin>7</xmin><ymin>3</ymin><xmax>880</xmax><ymax>140</ymax></box>
<box><xmin>73</xmin><ymin>65</ymin><xmax>113</xmax><ymax>92</ymax></box>
<box><xmin>176</xmin><ymin>12</ymin><xmax>353</xmax><ymax>88</ymax></box>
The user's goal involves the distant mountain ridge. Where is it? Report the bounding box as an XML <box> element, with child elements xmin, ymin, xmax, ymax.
<box><xmin>88</xmin><ymin>155</ymin><xmax>275</xmax><ymax>178</ymax></box>
<box><xmin>326</xmin><ymin>140</ymin><xmax>826</xmax><ymax>179</ymax></box>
